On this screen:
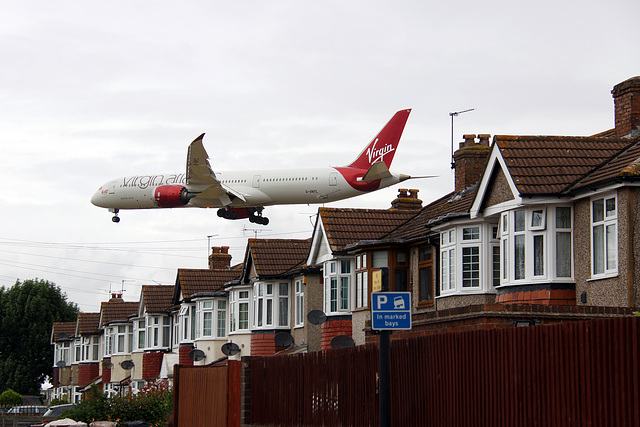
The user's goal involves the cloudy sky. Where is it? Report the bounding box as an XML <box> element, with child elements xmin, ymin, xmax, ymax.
<box><xmin>1</xmin><ymin>0</ymin><xmax>638</xmax><ymax>312</ymax></box>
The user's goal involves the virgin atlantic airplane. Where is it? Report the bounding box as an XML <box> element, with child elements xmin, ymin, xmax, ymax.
<box><xmin>91</xmin><ymin>109</ymin><xmax>412</xmax><ymax>225</ymax></box>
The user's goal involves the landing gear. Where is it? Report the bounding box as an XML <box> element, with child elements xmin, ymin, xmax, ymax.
<box><xmin>110</xmin><ymin>208</ymin><xmax>120</xmax><ymax>223</ymax></box>
<box><xmin>249</xmin><ymin>207</ymin><xmax>269</xmax><ymax>225</ymax></box>
<box><xmin>216</xmin><ymin>207</ymin><xmax>269</xmax><ymax>225</ymax></box>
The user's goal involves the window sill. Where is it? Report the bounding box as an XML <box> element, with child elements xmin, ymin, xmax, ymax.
<box><xmin>588</xmin><ymin>273</ymin><xmax>619</xmax><ymax>282</ymax></box>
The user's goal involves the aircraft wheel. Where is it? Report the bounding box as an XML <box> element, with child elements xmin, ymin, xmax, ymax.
<box><xmin>260</xmin><ymin>217</ymin><xmax>269</xmax><ymax>226</ymax></box>
<box><xmin>112</xmin><ymin>216</ymin><xmax>120</xmax><ymax>223</ymax></box>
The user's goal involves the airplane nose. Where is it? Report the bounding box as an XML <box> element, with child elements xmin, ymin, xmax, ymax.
<box><xmin>91</xmin><ymin>189</ymin><xmax>104</xmax><ymax>207</ymax></box>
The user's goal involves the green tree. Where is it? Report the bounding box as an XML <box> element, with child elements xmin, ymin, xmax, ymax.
<box><xmin>0</xmin><ymin>279</ymin><xmax>78</xmax><ymax>394</ymax></box>
<box><xmin>0</xmin><ymin>389</ymin><xmax>23</xmax><ymax>406</ymax></box>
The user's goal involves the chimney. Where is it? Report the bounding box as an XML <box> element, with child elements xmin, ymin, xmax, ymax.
<box><xmin>452</xmin><ymin>134</ymin><xmax>491</xmax><ymax>192</ymax></box>
<box><xmin>612</xmin><ymin>76</ymin><xmax>640</xmax><ymax>138</ymax></box>
<box><xmin>209</xmin><ymin>246</ymin><xmax>232</xmax><ymax>270</ymax></box>
<box><xmin>391</xmin><ymin>188</ymin><xmax>423</xmax><ymax>210</ymax></box>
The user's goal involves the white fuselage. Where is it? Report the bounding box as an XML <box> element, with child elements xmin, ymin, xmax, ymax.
<box><xmin>91</xmin><ymin>167</ymin><xmax>407</xmax><ymax>210</ymax></box>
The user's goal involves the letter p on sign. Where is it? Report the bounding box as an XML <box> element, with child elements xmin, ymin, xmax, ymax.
<box><xmin>377</xmin><ymin>294</ymin><xmax>387</xmax><ymax>309</ymax></box>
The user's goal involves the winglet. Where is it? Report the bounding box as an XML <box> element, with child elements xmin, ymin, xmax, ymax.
<box><xmin>347</xmin><ymin>109</ymin><xmax>411</xmax><ymax>170</ymax></box>
<box><xmin>186</xmin><ymin>133</ymin><xmax>216</xmax><ymax>186</ymax></box>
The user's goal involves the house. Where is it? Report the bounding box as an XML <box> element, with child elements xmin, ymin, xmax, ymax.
<box><xmin>50</xmin><ymin>321</ymin><xmax>76</xmax><ymax>402</ymax></box>
<box><xmin>131</xmin><ymin>284</ymin><xmax>175</xmax><ymax>390</ymax></box>
<box><xmin>98</xmin><ymin>294</ymin><xmax>138</xmax><ymax>397</ymax></box>
<box><xmin>74</xmin><ymin>312</ymin><xmax>102</xmax><ymax>400</ymax></box>
<box><xmin>346</xmin><ymin>76</ymin><xmax>640</xmax><ymax>340</ymax></box>
<box><xmin>172</xmin><ymin>246</ymin><xmax>240</xmax><ymax>365</ymax></box>
<box><xmin>306</xmin><ymin>197</ymin><xmax>422</xmax><ymax>346</ymax></box>
<box><xmin>229</xmin><ymin>238</ymin><xmax>315</xmax><ymax>356</ymax></box>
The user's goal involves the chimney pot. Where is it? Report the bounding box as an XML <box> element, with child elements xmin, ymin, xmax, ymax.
<box><xmin>463</xmin><ymin>134</ymin><xmax>476</xmax><ymax>147</ymax></box>
<box><xmin>478</xmin><ymin>134</ymin><xmax>491</xmax><ymax>146</ymax></box>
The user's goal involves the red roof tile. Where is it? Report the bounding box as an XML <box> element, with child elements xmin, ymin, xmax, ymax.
<box><xmin>494</xmin><ymin>135</ymin><xmax>633</xmax><ymax>195</ymax></box>
<box><xmin>386</xmin><ymin>187</ymin><xmax>477</xmax><ymax>241</ymax></box>
<box><xmin>77</xmin><ymin>312</ymin><xmax>101</xmax><ymax>335</ymax></box>
<box><xmin>319</xmin><ymin>207</ymin><xmax>417</xmax><ymax>252</ymax></box>
<box><xmin>248</xmin><ymin>239</ymin><xmax>311</xmax><ymax>277</ymax></box>
<box><xmin>176</xmin><ymin>269</ymin><xmax>240</xmax><ymax>299</ymax></box>
<box><xmin>52</xmin><ymin>322</ymin><xmax>76</xmax><ymax>341</ymax></box>
<box><xmin>141</xmin><ymin>285</ymin><xmax>174</xmax><ymax>314</ymax></box>
<box><xmin>100</xmin><ymin>298</ymin><xmax>138</xmax><ymax>325</ymax></box>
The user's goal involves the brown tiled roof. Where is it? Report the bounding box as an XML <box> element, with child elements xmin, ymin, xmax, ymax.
<box><xmin>565</xmin><ymin>136</ymin><xmax>640</xmax><ymax>193</ymax></box>
<box><xmin>77</xmin><ymin>312</ymin><xmax>101</xmax><ymax>335</ymax></box>
<box><xmin>176</xmin><ymin>269</ymin><xmax>240</xmax><ymax>299</ymax></box>
<box><xmin>141</xmin><ymin>285</ymin><xmax>174</xmax><ymax>314</ymax></box>
<box><xmin>52</xmin><ymin>322</ymin><xmax>76</xmax><ymax>341</ymax></box>
<box><xmin>319</xmin><ymin>207</ymin><xmax>417</xmax><ymax>252</ymax></box>
<box><xmin>494</xmin><ymin>135</ymin><xmax>633</xmax><ymax>195</ymax></box>
<box><xmin>248</xmin><ymin>238</ymin><xmax>311</xmax><ymax>277</ymax></box>
<box><xmin>100</xmin><ymin>298</ymin><xmax>138</xmax><ymax>325</ymax></box>
<box><xmin>385</xmin><ymin>186</ymin><xmax>477</xmax><ymax>241</ymax></box>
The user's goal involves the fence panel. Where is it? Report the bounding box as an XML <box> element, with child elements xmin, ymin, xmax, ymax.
<box><xmin>174</xmin><ymin>364</ymin><xmax>228</xmax><ymax>427</ymax></box>
<box><xmin>250</xmin><ymin>317</ymin><xmax>640</xmax><ymax>426</ymax></box>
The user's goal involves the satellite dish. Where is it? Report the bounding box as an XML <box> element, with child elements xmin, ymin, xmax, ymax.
<box><xmin>221</xmin><ymin>342</ymin><xmax>241</xmax><ymax>356</ymax></box>
<box><xmin>56</xmin><ymin>360</ymin><xmax>66</xmax><ymax>368</ymax></box>
<box><xmin>274</xmin><ymin>332</ymin><xmax>294</xmax><ymax>347</ymax></box>
<box><xmin>307</xmin><ymin>309</ymin><xmax>327</xmax><ymax>325</ymax></box>
<box><xmin>189</xmin><ymin>348</ymin><xmax>206</xmax><ymax>361</ymax></box>
<box><xmin>103</xmin><ymin>361</ymin><xmax>113</xmax><ymax>369</ymax></box>
<box><xmin>330</xmin><ymin>335</ymin><xmax>355</xmax><ymax>349</ymax></box>
<box><xmin>120</xmin><ymin>360</ymin><xmax>135</xmax><ymax>370</ymax></box>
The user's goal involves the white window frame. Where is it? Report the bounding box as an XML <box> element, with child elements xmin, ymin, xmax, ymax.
<box><xmin>230</xmin><ymin>289</ymin><xmax>251</xmax><ymax>333</ymax></box>
<box><xmin>499</xmin><ymin>205</ymin><xmax>573</xmax><ymax>286</ymax></box>
<box><xmin>294</xmin><ymin>279</ymin><xmax>304</xmax><ymax>328</ymax></box>
<box><xmin>253</xmin><ymin>281</ymin><xmax>290</xmax><ymax>329</ymax></box>
<box><xmin>323</xmin><ymin>258</ymin><xmax>354</xmax><ymax>315</ymax></box>
<box><xmin>591</xmin><ymin>194</ymin><xmax>618</xmax><ymax>278</ymax></box>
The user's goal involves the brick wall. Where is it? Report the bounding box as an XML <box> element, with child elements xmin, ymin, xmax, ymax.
<box><xmin>142</xmin><ymin>352</ymin><xmax>164</xmax><ymax>380</ymax></box>
<box><xmin>78</xmin><ymin>363</ymin><xmax>100</xmax><ymax>387</ymax></box>
<box><xmin>102</xmin><ymin>359</ymin><xmax>111</xmax><ymax>384</ymax></box>
<box><xmin>613</xmin><ymin>76</ymin><xmax>640</xmax><ymax>138</ymax></box>
<box><xmin>250</xmin><ymin>332</ymin><xmax>288</xmax><ymax>356</ymax></box>
<box><xmin>321</xmin><ymin>317</ymin><xmax>352</xmax><ymax>350</ymax></box>
<box><xmin>365</xmin><ymin>302</ymin><xmax>635</xmax><ymax>343</ymax></box>
<box><xmin>496</xmin><ymin>288</ymin><xmax>576</xmax><ymax>305</ymax></box>
<box><xmin>52</xmin><ymin>367</ymin><xmax>59</xmax><ymax>388</ymax></box>
<box><xmin>178</xmin><ymin>344</ymin><xmax>194</xmax><ymax>366</ymax></box>
<box><xmin>452</xmin><ymin>134</ymin><xmax>491</xmax><ymax>192</ymax></box>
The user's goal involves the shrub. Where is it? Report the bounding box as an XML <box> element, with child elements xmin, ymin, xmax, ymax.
<box><xmin>0</xmin><ymin>389</ymin><xmax>23</xmax><ymax>406</ymax></box>
<box><xmin>61</xmin><ymin>381</ymin><xmax>172</xmax><ymax>427</ymax></box>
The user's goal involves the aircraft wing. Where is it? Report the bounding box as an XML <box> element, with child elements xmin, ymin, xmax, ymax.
<box><xmin>185</xmin><ymin>134</ymin><xmax>246</xmax><ymax>205</ymax></box>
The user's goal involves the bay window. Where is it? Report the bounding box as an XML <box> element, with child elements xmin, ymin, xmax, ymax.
<box><xmin>146</xmin><ymin>316</ymin><xmax>170</xmax><ymax>349</ymax></box>
<box><xmin>324</xmin><ymin>259</ymin><xmax>353</xmax><ymax>315</ymax></box>
<box><xmin>500</xmin><ymin>206</ymin><xmax>573</xmax><ymax>285</ymax></box>
<box><xmin>196</xmin><ymin>299</ymin><xmax>227</xmax><ymax>339</ymax></box>
<box><xmin>230</xmin><ymin>290</ymin><xmax>250</xmax><ymax>333</ymax></box>
<box><xmin>254</xmin><ymin>281</ymin><xmax>290</xmax><ymax>329</ymax></box>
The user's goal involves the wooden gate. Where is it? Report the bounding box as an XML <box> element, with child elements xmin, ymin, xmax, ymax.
<box><xmin>173</xmin><ymin>361</ymin><xmax>241</xmax><ymax>427</ymax></box>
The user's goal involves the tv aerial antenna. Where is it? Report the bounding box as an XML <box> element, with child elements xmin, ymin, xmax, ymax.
<box><xmin>449</xmin><ymin>108</ymin><xmax>475</xmax><ymax>169</ymax></box>
<box><xmin>242</xmin><ymin>225</ymin><xmax>271</xmax><ymax>239</ymax></box>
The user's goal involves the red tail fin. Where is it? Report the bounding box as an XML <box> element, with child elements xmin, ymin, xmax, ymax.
<box><xmin>347</xmin><ymin>109</ymin><xmax>411</xmax><ymax>169</ymax></box>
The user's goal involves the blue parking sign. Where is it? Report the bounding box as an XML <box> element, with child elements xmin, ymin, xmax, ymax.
<box><xmin>371</xmin><ymin>292</ymin><xmax>412</xmax><ymax>330</ymax></box>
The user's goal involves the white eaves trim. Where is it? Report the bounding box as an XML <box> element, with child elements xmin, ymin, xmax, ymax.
<box><xmin>470</xmin><ymin>145</ymin><xmax>522</xmax><ymax>219</ymax></box>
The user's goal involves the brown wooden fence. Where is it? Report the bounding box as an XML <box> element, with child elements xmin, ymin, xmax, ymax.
<box><xmin>173</xmin><ymin>361</ymin><xmax>241</xmax><ymax>427</ymax></box>
<box><xmin>250</xmin><ymin>316</ymin><xmax>640</xmax><ymax>426</ymax></box>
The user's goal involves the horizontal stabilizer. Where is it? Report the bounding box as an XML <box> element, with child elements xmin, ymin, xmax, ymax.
<box><xmin>362</xmin><ymin>161</ymin><xmax>392</xmax><ymax>182</ymax></box>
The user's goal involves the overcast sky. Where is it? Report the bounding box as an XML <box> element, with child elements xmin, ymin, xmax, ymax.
<box><xmin>1</xmin><ymin>0</ymin><xmax>639</xmax><ymax>312</ymax></box>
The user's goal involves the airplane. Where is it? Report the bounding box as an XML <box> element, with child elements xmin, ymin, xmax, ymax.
<box><xmin>91</xmin><ymin>109</ymin><xmax>413</xmax><ymax>225</ymax></box>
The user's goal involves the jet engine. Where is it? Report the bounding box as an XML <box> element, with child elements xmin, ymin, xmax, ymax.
<box><xmin>154</xmin><ymin>185</ymin><xmax>196</xmax><ymax>208</ymax></box>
